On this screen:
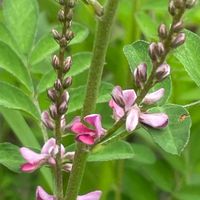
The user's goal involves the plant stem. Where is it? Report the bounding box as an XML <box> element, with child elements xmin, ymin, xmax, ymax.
<box><xmin>64</xmin><ymin>0</ymin><xmax>119</xmax><ymax>199</ymax></box>
<box><xmin>183</xmin><ymin>100</ymin><xmax>200</xmax><ymax>108</ymax></box>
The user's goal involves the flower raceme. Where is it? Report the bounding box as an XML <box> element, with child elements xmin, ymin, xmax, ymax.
<box><xmin>36</xmin><ymin>186</ymin><xmax>102</xmax><ymax>200</ymax></box>
<box><xmin>20</xmin><ymin>138</ymin><xmax>74</xmax><ymax>173</ymax></box>
<box><xmin>70</xmin><ymin>114</ymin><xmax>105</xmax><ymax>145</ymax></box>
<box><xmin>109</xmin><ymin>86</ymin><xmax>168</xmax><ymax>132</ymax></box>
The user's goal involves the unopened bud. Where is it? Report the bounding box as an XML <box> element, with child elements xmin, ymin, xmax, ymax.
<box><xmin>173</xmin><ymin>20</ymin><xmax>184</xmax><ymax>32</ymax></box>
<box><xmin>134</xmin><ymin>63</ymin><xmax>147</xmax><ymax>88</ymax></box>
<box><xmin>58</xmin><ymin>9</ymin><xmax>65</xmax><ymax>22</ymax></box>
<box><xmin>63</xmin><ymin>77</ymin><xmax>73</xmax><ymax>88</ymax></box>
<box><xmin>66</xmin><ymin>9</ymin><xmax>73</xmax><ymax>21</ymax></box>
<box><xmin>54</xmin><ymin>79</ymin><xmax>62</xmax><ymax>91</ymax></box>
<box><xmin>63</xmin><ymin>163</ymin><xmax>73</xmax><ymax>172</ymax></box>
<box><xmin>52</xmin><ymin>55</ymin><xmax>60</xmax><ymax>69</ymax></box>
<box><xmin>58</xmin><ymin>101</ymin><xmax>68</xmax><ymax>114</ymax></box>
<box><xmin>60</xmin><ymin>115</ymin><xmax>66</xmax><ymax>129</ymax></box>
<box><xmin>149</xmin><ymin>42</ymin><xmax>159</xmax><ymax>61</ymax></box>
<box><xmin>91</xmin><ymin>1</ymin><xmax>104</xmax><ymax>17</ymax></box>
<box><xmin>111</xmin><ymin>86</ymin><xmax>125</xmax><ymax>107</ymax></box>
<box><xmin>157</xmin><ymin>42</ymin><xmax>165</xmax><ymax>56</ymax></box>
<box><xmin>59</xmin><ymin>37</ymin><xmax>67</xmax><ymax>47</ymax></box>
<box><xmin>47</xmin><ymin>88</ymin><xmax>57</xmax><ymax>102</ymax></box>
<box><xmin>186</xmin><ymin>0</ymin><xmax>197</xmax><ymax>8</ymax></box>
<box><xmin>168</xmin><ymin>0</ymin><xmax>177</xmax><ymax>16</ymax></box>
<box><xmin>158</xmin><ymin>24</ymin><xmax>168</xmax><ymax>39</ymax></box>
<box><xmin>174</xmin><ymin>0</ymin><xmax>185</xmax><ymax>9</ymax></box>
<box><xmin>65</xmin><ymin>30</ymin><xmax>74</xmax><ymax>41</ymax></box>
<box><xmin>64</xmin><ymin>152</ymin><xmax>75</xmax><ymax>160</ymax></box>
<box><xmin>41</xmin><ymin>111</ymin><xmax>54</xmax><ymax>130</ymax></box>
<box><xmin>61</xmin><ymin>91</ymin><xmax>70</xmax><ymax>103</ymax></box>
<box><xmin>59</xmin><ymin>0</ymin><xmax>65</xmax><ymax>5</ymax></box>
<box><xmin>52</xmin><ymin>29</ymin><xmax>61</xmax><ymax>41</ymax></box>
<box><xmin>63</xmin><ymin>56</ymin><xmax>72</xmax><ymax>73</ymax></box>
<box><xmin>171</xmin><ymin>32</ymin><xmax>186</xmax><ymax>48</ymax></box>
<box><xmin>68</xmin><ymin>0</ymin><xmax>75</xmax><ymax>8</ymax></box>
<box><xmin>156</xmin><ymin>64</ymin><xmax>170</xmax><ymax>81</ymax></box>
<box><xmin>49</xmin><ymin>104</ymin><xmax>58</xmax><ymax>119</ymax></box>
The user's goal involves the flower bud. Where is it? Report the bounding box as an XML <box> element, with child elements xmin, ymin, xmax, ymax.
<box><xmin>68</xmin><ymin>0</ymin><xmax>75</xmax><ymax>8</ymax></box>
<box><xmin>158</xmin><ymin>24</ymin><xmax>168</xmax><ymax>39</ymax></box>
<box><xmin>49</xmin><ymin>104</ymin><xmax>58</xmax><ymax>119</ymax></box>
<box><xmin>65</xmin><ymin>30</ymin><xmax>74</xmax><ymax>41</ymax></box>
<box><xmin>157</xmin><ymin>42</ymin><xmax>165</xmax><ymax>56</ymax></box>
<box><xmin>59</xmin><ymin>0</ymin><xmax>65</xmax><ymax>5</ymax></box>
<box><xmin>63</xmin><ymin>77</ymin><xmax>73</xmax><ymax>88</ymax></box>
<box><xmin>174</xmin><ymin>0</ymin><xmax>185</xmax><ymax>9</ymax></box>
<box><xmin>186</xmin><ymin>0</ymin><xmax>197</xmax><ymax>8</ymax></box>
<box><xmin>58</xmin><ymin>9</ymin><xmax>65</xmax><ymax>22</ymax></box>
<box><xmin>134</xmin><ymin>63</ymin><xmax>147</xmax><ymax>88</ymax></box>
<box><xmin>58</xmin><ymin>101</ymin><xmax>68</xmax><ymax>114</ymax></box>
<box><xmin>66</xmin><ymin>9</ymin><xmax>73</xmax><ymax>21</ymax></box>
<box><xmin>149</xmin><ymin>42</ymin><xmax>159</xmax><ymax>61</ymax></box>
<box><xmin>63</xmin><ymin>163</ymin><xmax>73</xmax><ymax>172</ymax></box>
<box><xmin>52</xmin><ymin>55</ymin><xmax>60</xmax><ymax>70</ymax></box>
<box><xmin>63</xmin><ymin>56</ymin><xmax>72</xmax><ymax>73</ymax></box>
<box><xmin>52</xmin><ymin>29</ymin><xmax>61</xmax><ymax>41</ymax></box>
<box><xmin>41</xmin><ymin>111</ymin><xmax>54</xmax><ymax>130</ymax></box>
<box><xmin>171</xmin><ymin>32</ymin><xmax>186</xmax><ymax>48</ymax></box>
<box><xmin>47</xmin><ymin>88</ymin><xmax>57</xmax><ymax>102</ymax></box>
<box><xmin>61</xmin><ymin>91</ymin><xmax>70</xmax><ymax>103</ymax></box>
<box><xmin>156</xmin><ymin>64</ymin><xmax>170</xmax><ymax>81</ymax></box>
<box><xmin>111</xmin><ymin>86</ymin><xmax>125</xmax><ymax>107</ymax></box>
<box><xmin>173</xmin><ymin>20</ymin><xmax>184</xmax><ymax>32</ymax></box>
<box><xmin>168</xmin><ymin>0</ymin><xmax>177</xmax><ymax>16</ymax></box>
<box><xmin>54</xmin><ymin>79</ymin><xmax>62</xmax><ymax>91</ymax></box>
<box><xmin>64</xmin><ymin>152</ymin><xmax>75</xmax><ymax>160</ymax></box>
<box><xmin>91</xmin><ymin>1</ymin><xmax>104</xmax><ymax>17</ymax></box>
<box><xmin>60</xmin><ymin>115</ymin><xmax>66</xmax><ymax>129</ymax></box>
<box><xmin>59</xmin><ymin>37</ymin><xmax>67</xmax><ymax>47</ymax></box>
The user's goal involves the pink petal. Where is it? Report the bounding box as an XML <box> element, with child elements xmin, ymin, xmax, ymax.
<box><xmin>41</xmin><ymin>138</ymin><xmax>56</xmax><ymax>154</ymax></box>
<box><xmin>84</xmin><ymin>114</ymin><xmax>104</xmax><ymax>138</ymax></box>
<box><xmin>139</xmin><ymin>113</ymin><xmax>168</xmax><ymax>128</ymax></box>
<box><xmin>21</xmin><ymin>163</ymin><xmax>41</xmax><ymax>173</ymax></box>
<box><xmin>123</xmin><ymin>89</ymin><xmax>137</xmax><ymax>110</ymax></box>
<box><xmin>36</xmin><ymin>186</ymin><xmax>55</xmax><ymax>200</ymax></box>
<box><xmin>126</xmin><ymin>108</ymin><xmax>139</xmax><ymax>132</ymax></box>
<box><xmin>20</xmin><ymin>147</ymin><xmax>46</xmax><ymax>164</ymax></box>
<box><xmin>109</xmin><ymin>99</ymin><xmax>125</xmax><ymax>120</ymax></box>
<box><xmin>77</xmin><ymin>191</ymin><xmax>102</xmax><ymax>200</ymax></box>
<box><xmin>143</xmin><ymin>88</ymin><xmax>165</xmax><ymax>105</ymax></box>
<box><xmin>77</xmin><ymin>134</ymin><xmax>95</xmax><ymax>145</ymax></box>
<box><xmin>111</xmin><ymin>86</ymin><xmax>125</xmax><ymax>107</ymax></box>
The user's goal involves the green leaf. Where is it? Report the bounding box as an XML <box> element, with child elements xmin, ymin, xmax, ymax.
<box><xmin>0</xmin><ymin>143</ymin><xmax>24</xmax><ymax>173</ymax></box>
<box><xmin>37</xmin><ymin>52</ymin><xmax>92</xmax><ymax>94</ymax></box>
<box><xmin>3</xmin><ymin>0</ymin><xmax>38</xmax><ymax>54</ymax></box>
<box><xmin>132</xmin><ymin>144</ymin><xmax>156</xmax><ymax>164</ymax></box>
<box><xmin>88</xmin><ymin>141</ymin><xmax>134</xmax><ymax>162</ymax></box>
<box><xmin>123</xmin><ymin>40</ymin><xmax>171</xmax><ymax>105</ymax></box>
<box><xmin>30</xmin><ymin>22</ymin><xmax>89</xmax><ymax>65</ymax></box>
<box><xmin>145</xmin><ymin>104</ymin><xmax>191</xmax><ymax>155</ymax></box>
<box><xmin>174</xmin><ymin>186</ymin><xmax>200</xmax><ymax>200</ymax></box>
<box><xmin>174</xmin><ymin>30</ymin><xmax>200</xmax><ymax>88</ymax></box>
<box><xmin>0</xmin><ymin>82</ymin><xmax>40</xmax><ymax>120</ymax></box>
<box><xmin>0</xmin><ymin>41</ymin><xmax>33</xmax><ymax>91</ymax></box>
<box><xmin>68</xmin><ymin>82</ymin><xmax>113</xmax><ymax>113</ymax></box>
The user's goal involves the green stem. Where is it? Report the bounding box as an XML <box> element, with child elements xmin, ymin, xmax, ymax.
<box><xmin>183</xmin><ymin>99</ymin><xmax>200</xmax><ymax>108</ymax></box>
<box><xmin>64</xmin><ymin>0</ymin><xmax>119</xmax><ymax>199</ymax></box>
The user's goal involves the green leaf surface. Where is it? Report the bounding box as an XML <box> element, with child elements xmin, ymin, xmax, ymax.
<box><xmin>0</xmin><ymin>82</ymin><xmax>40</xmax><ymax>120</ymax></box>
<box><xmin>37</xmin><ymin>52</ymin><xmax>92</xmax><ymax>94</ymax></box>
<box><xmin>123</xmin><ymin>40</ymin><xmax>171</xmax><ymax>105</ymax></box>
<box><xmin>68</xmin><ymin>82</ymin><xmax>113</xmax><ymax>113</ymax></box>
<box><xmin>174</xmin><ymin>186</ymin><xmax>200</xmax><ymax>200</ymax></box>
<box><xmin>146</xmin><ymin>104</ymin><xmax>191</xmax><ymax>155</ymax></box>
<box><xmin>174</xmin><ymin>30</ymin><xmax>200</xmax><ymax>88</ymax></box>
<box><xmin>30</xmin><ymin>22</ymin><xmax>89</xmax><ymax>65</ymax></box>
<box><xmin>0</xmin><ymin>41</ymin><xmax>33</xmax><ymax>91</ymax></box>
<box><xmin>88</xmin><ymin>141</ymin><xmax>134</xmax><ymax>162</ymax></box>
<box><xmin>3</xmin><ymin>0</ymin><xmax>38</xmax><ymax>54</ymax></box>
<box><xmin>0</xmin><ymin>143</ymin><xmax>24</xmax><ymax>173</ymax></box>
<box><xmin>132</xmin><ymin>144</ymin><xmax>156</xmax><ymax>164</ymax></box>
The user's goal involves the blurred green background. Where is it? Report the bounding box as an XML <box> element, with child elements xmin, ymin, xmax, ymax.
<box><xmin>0</xmin><ymin>0</ymin><xmax>200</xmax><ymax>199</ymax></box>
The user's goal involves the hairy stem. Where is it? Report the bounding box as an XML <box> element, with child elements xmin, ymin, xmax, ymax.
<box><xmin>64</xmin><ymin>0</ymin><xmax>119</xmax><ymax>199</ymax></box>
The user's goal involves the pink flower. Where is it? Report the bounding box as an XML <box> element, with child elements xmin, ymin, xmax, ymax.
<box><xmin>36</xmin><ymin>186</ymin><xmax>102</xmax><ymax>200</ymax></box>
<box><xmin>70</xmin><ymin>114</ymin><xmax>105</xmax><ymax>145</ymax></box>
<box><xmin>109</xmin><ymin>86</ymin><xmax>168</xmax><ymax>132</ymax></box>
<box><xmin>20</xmin><ymin>138</ymin><xmax>65</xmax><ymax>173</ymax></box>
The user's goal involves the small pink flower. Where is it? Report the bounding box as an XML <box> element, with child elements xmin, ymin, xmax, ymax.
<box><xmin>36</xmin><ymin>186</ymin><xmax>102</xmax><ymax>200</ymax></box>
<box><xmin>70</xmin><ymin>114</ymin><xmax>105</xmax><ymax>145</ymax></box>
<box><xmin>109</xmin><ymin>86</ymin><xmax>168</xmax><ymax>132</ymax></box>
<box><xmin>20</xmin><ymin>138</ymin><xmax>66</xmax><ymax>173</ymax></box>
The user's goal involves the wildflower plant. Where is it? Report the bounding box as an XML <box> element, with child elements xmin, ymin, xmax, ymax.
<box><xmin>0</xmin><ymin>0</ymin><xmax>199</xmax><ymax>199</ymax></box>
